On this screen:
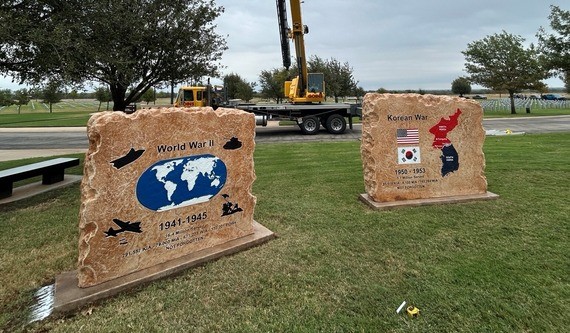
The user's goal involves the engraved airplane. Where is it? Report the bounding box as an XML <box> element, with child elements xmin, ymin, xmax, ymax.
<box><xmin>110</xmin><ymin>147</ymin><xmax>145</xmax><ymax>169</ymax></box>
<box><xmin>104</xmin><ymin>218</ymin><xmax>143</xmax><ymax>237</ymax></box>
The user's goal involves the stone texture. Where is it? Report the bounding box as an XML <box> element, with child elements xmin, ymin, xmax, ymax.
<box><xmin>361</xmin><ymin>93</ymin><xmax>487</xmax><ymax>202</ymax></box>
<box><xmin>78</xmin><ymin>107</ymin><xmax>256</xmax><ymax>287</ymax></box>
<box><xmin>55</xmin><ymin>222</ymin><xmax>275</xmax><ymax>314</ymax></box>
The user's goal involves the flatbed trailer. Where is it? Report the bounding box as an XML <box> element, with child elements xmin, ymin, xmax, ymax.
<box><xmin>173</xmin><ymin>85</ymin><xmax>361</xmax><ymax>135</ymax></box>
<box><xmin>235</xmin><ymin>103</ymin><xmax>361</xmax><ymax>135</ymax></box>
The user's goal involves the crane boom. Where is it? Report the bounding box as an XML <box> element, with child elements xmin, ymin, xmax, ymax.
<box><xmin>288</xmin><ymin>0</ymin><xmax>308</xmax><ymax>97</ymax></box>
<box><xmin>276</xmin><ymin>0</ymin><xmax>291</xmax><ymax>69</ymax></box>
<box><xmin>276</xmin><ymin>0</ymin><xmax>325</xmax><ymax>104</ymax></box>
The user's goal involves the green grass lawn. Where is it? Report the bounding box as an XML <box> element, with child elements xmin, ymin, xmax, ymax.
<box><xmin>0</xmin><ymin>99</ymin><xmax>171</xmax><ymax>127</ymax></box>
<box><xmin>1</xmin><ymin>134</ymin><xmax>569</xmax><ymax>332</ymax></box>
<box><xmin>0</xmin><ymin>99</ymin><xmax>100</xmax><ymax>127</ymax></box>
<box><xmin>0</xmin><ymin>110</ymin><xmax>94</xmax><ymax>127</ymax></box>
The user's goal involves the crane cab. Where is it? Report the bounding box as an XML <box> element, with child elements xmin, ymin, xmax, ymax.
<box><xmin>285</xmin><ymin>72</ymin><xmax>326</xmax><ymax>104</ymax></box>
<box><xmin>174</xmin><ymin>86</ymin><xmax>208</xmax><ymax>107</ymax></box>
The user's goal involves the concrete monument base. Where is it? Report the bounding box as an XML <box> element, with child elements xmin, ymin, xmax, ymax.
<box><xmin>53</xmin><ymin>221</ymin><xmax>274</xmax><ymax>314</ymax></box>
<box><xmin>359</xmin><ymin>192</ymin><xmax>499</xmax><ymax>210</ymax></box>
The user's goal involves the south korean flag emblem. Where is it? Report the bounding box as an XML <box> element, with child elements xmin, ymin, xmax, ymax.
<box><xmin>398</xmin><ymin>147</ymin><xmax>421</xmax><ymax>164</ymax></box>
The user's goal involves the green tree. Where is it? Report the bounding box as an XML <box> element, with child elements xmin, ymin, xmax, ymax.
<box><xmin>42</xmin><ymin>82</ymin><xmax>63</xmax><ymax>113</ymax></box>
<box><xmin>354</xmin><ymin>86</ymin><xmax>366</xmax><ymax>102</ymax></box>
<box><xmin>259</xmin><ymin>68</ymin><xmax>289</xmax><ymax>103</ymax></box>
<box><xmin>68</xmin><ymin>89</ymin><xmax>79</xmax><ymax>101</ymax></box>
<box><xmin>28</xmin><ymin>88</ymin><xmax>41</xmax><ymax>101</ymax></box>
<box><xmin>451</xmin><ymin>77</ymin><xmax>472</xmax><ymax>97</ymax></box>
<box><xmin>307</xmin><ymin>56</ymin><xmax>358</xmax><ymax>103</ymax></box>
<box><xmin>537</xmin><ymin>5</ymin><xmax>570</xmax><ymax>92</ymax></box>
<box><xmin>223</xmin><ymin>73</ymin><xmax>241</xmax><ymax>100</ymax></box>
<box><xmin>95</xmin><ymin>86</ymin><xmax>112</xmax><ymax>111</ymax></box>
<box><xmin>142</xmin><ymin>88</ymin><xmax>156</xmax><ymax>105</ymax></box>
<box><xmin>0</xmin><ymin>89</ymin><xmax>12</xmax><ymax>106</ymax></box>
<box><xmin>13</xmin><ymin>89</ymin><xmax>30</xmax><ymax>114</ymax></box>
<box><xmin>0</xmin><ymin>0</ymin><xmax>226</xmax><ymax>111</ymax></box>
<box><xmin>223</xmin><ymin>73</ymin><xmax>255</xmax><ymax>102</ymax></box>
<box><xmin>462</xmin><ymin>31</ymin><xmax>547</xmax><ymax>114</ymax></box>
<box><xmin>236</xmin><ymin>81</ymin><xmax>255</xmax><ymax>102</ymax></box>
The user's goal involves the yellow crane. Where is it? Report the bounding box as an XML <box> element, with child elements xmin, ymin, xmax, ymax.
<box><xmin>277</xmin><ymin>0</ymin><xmax>325</xmax><ymax>104</ymax></box>
<box><xmin>173</xmin><ymin>0</ymin><xmax>360</xmax><ymax>135</ymax></box>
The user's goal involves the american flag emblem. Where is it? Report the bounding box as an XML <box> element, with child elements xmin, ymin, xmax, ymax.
<box><xmin>397</xmin><ymin>128</ymin><xmax>419</xmax><ymax>145</ymax></box>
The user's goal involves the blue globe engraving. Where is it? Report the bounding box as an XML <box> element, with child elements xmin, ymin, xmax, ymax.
<box><xmin>136</xmin><ymin>154</ymin><xmax>227</xmax><ymax>211</ymax></box>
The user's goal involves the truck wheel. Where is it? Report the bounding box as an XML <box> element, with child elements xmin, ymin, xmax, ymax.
<box><xmin>300</xmin><ymin>116</ymin><xmax>320</xmax><ymax>135</ymax></box>
<box><xmin>325</xmin><ymin>114</ymin><xmax>346</xmax><ymax>134</ymax></box>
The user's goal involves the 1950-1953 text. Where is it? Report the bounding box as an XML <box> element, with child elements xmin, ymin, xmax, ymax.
<box><xmin>395</xmin><ymin>167</ymin><xmax>426</xmax><ymax>176</ymax></box>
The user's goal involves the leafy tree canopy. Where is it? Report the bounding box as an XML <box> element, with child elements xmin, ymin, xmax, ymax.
<box><xmin>0</xmin><ymin>89</ymin><xmax>12</xmax><ymax>106</ymax></box>
<box><xmin>537</xmin><ymin>5</ymin><xmax>570</xmax><ymax>92</ymax></box>
<box><xmin>354</xmin><ymin>86</ymin><xmax>366</xmax><ymax>101</ymax></box>
<box><xmin>13</xmin><ymin>89</ymin><xmax>30</xmax><ymax>105</ymax></box>
<box><xmin>257</xmin><ymin>57</ymin><xmax>359</xmax><ymax>103</ymax></box>
<box><xmin>258</xmin><ymin>68</ymin><xmax>289</xmax><ymax>103</ymax></box>
<box><xmin>451</xmin><ymin>77</ymin><xmax>472</xmax><ymax>97</ymax></box>
<box><xmin>0</xmin><ymin>0</ymin><xmax>227</xmax><ymax>111</ymax></box>
<box><xmin>307</xmin><ymin>56</ymin><xmax>358</xmax><ymax>103</ymax></box>
<box><xmin>141</xmin><ymin>88</ymin><xmax>157</xmax><ymax>105</ymax></box>
<box><xmin>223</xmin><ymin>73</ymin><xmax>255</xmax><ymax>102</ymax></box>
<box><xmin>68</xmin><ymin>89</ymin><xmax>79</xmax><ymax>101</ymax></box>
<box><xmin>42</xmin><ymin>81</ymin><xmax>63</xmax><ymax>113</ymax></box>
<box><xmin>13</xmin><ymin>88</ymin><xmax>30</xmax><ymax>113</ymax></box>
<box><xmin>94</xmin><ymin>86</ymin><xmax>112</xmax><ymax>111</ymax></box>
<box><xmin>462</xmin><ymin>30</ymin><xmax>547</xmax><ymax>114</ymax></box>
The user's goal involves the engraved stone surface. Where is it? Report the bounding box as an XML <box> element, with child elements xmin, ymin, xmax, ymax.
<box><xmin>78</xmin><ymin>107</ymin><xmax>256</xmax><ymax>287</ymax></box>
<box><xmin>361</xmin><ymin>93</ymin><xmax>488</xmax><ymax>202</ymax></box>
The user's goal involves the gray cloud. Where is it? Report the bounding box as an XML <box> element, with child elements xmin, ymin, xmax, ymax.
<box><xmin>215</xmin><ymin>0</ymin><xmax>566</xmax><ymax>90</ymax></box>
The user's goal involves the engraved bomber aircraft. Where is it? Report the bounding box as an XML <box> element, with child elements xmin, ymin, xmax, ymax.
<box><xmin>104</xmin><ymin>219</ymin><xmax>143</xmax><ymax>237</ymax></box>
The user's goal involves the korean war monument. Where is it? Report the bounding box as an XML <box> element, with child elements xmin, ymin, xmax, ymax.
<box><xmin>360</xmin><ymin>93</ymin><xmax>498</xmax><ymax>209</ymax></box>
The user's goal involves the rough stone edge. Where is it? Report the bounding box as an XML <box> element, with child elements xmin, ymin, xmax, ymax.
<box><xmin>77</xmin><ymin>107</ymin><xmax>257</xmax><ymax>286</ymax></box>
<box><xmin>54</xmin><ymin>221</ymin><xmax>275</xmax><ymax>314</ymax></box>
<box><xmin>358</xmin><ymin>192</ymin><xmax>499</xmax><ymax>210</ymax></box>
<box><xmin>0</xmin><ymin>175</ymin><xmax>82</xmax><ymax>206</ymax></box>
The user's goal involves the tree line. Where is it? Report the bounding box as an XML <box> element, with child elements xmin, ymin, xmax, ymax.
<box><xmin>452</xmin><ymin>5</ymin><xmax>569</xmax><ymax>114</ymax></box>
<box><xmin>0</xmin><ymin>1</ymin><xmax>361</xmax><ymax>110</ymax></box>
<box><xmin>225</xmin><ymin>55</ymin><xmax>362</xmax><ymax>103</ymax></box>
<box><xmin>0</xmin><ymin>2</ymin><xmax>567</xmax><ymax>114</ymax></box>
<box><xmin>0</xmin><ymin>85</ymin><xmax>172</xmax><ymax>112</ymax></box>
<box><xmin>0</xmin><ymin>82</ymin><xmax>71</xmax><ymax>113</ymax></box>
<box><xmin>0</xmin><ymin>0</ymin><xmax>226</xmax><ymax>111</ymax></box>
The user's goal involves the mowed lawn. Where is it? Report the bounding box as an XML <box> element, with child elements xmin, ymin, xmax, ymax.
<box><xmin>0</xmin><ymin>98</ymin><xmax>172</xmax><ymax>127</ymax></box>
<box><xmin>0</xmin><ymin>133</ymin><xmax>569</xmax><ymax>332</ymax></box>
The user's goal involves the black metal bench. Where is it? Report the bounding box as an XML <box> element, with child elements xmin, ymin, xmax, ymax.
<box><xmin>0</xmin><ymin>157</ymin><xmax>80</xmax><ymax>199</ymax></box>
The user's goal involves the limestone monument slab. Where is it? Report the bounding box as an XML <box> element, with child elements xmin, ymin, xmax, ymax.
<box><xmin>78</xmin><ymin>107</ymin><xmax>258</xmax><ymax>287</ymax></box>
<box><xmin>360</xmin><ymin>93</ymin><xmax>496</xmax><ymax>207</ymax></box>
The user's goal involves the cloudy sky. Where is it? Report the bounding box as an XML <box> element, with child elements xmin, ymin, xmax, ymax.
<box><xmin>213</xmin><ymin>0</ymin><xmax>567</xmax><ymax>91</ymax></box>
<box><xmin>0</xmin><ymin>0</ymin><xmax>566</xmax><ymax>91</ymax></box>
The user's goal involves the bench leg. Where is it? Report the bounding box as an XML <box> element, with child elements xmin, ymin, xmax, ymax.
<box><xmin>0</xmin><ymin>180</ymin><xmax>14</xmax><ymax>199</ymax></box>
<box><xmin>42</xmin><ymin>170</ymin><xmax>65</xmax><ymax>185</ymax></box>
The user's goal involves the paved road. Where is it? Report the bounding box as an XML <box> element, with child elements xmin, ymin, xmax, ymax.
<box><xmin>0</xmin><ymin>116</ymin><xmax>569</xmax><ymax>161</ymax></box>
<box><xmin>482</xmin><ymin>115</ymin><xmax>570</xmax><ymax>134</ymax></box>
